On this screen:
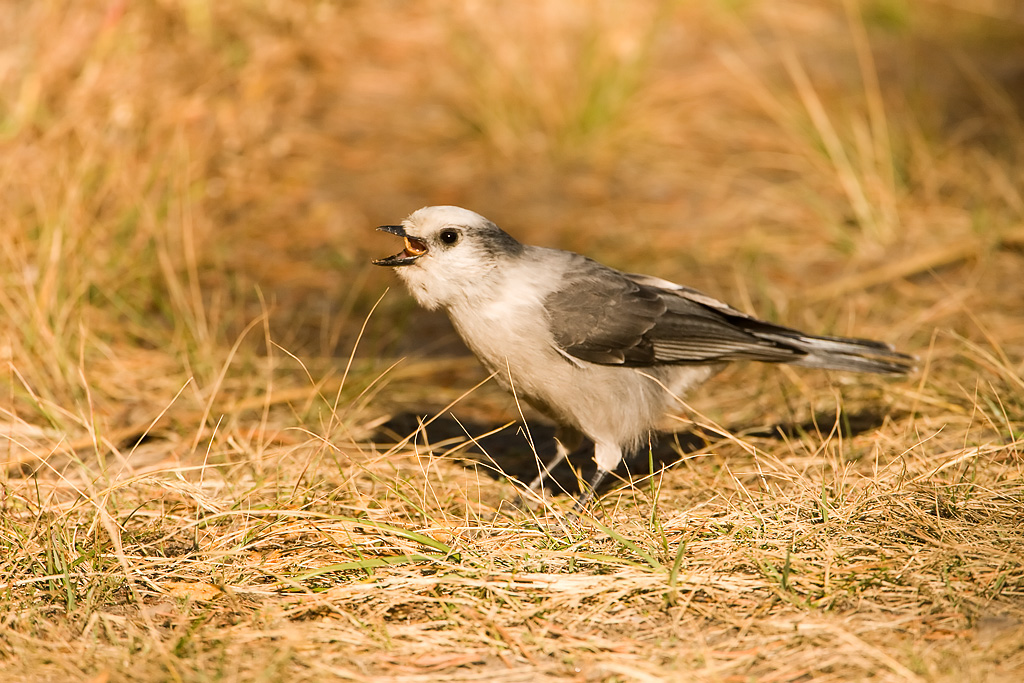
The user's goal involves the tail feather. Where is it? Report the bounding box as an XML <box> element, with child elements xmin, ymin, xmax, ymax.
<box><xmin>781</xmin><ymin>333</ymin><xmax>916</xmax><ymax>375</ymax></box>
<box><xmin>722</xmin><ymin>309</ymin><xmax>916</xmax><ymax>375</ymax></box>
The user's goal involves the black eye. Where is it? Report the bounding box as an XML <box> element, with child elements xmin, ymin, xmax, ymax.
<box><xmin>439</xmin><ymin>229</ymin><xmax>460</xmax><ymax>245</ymax></box>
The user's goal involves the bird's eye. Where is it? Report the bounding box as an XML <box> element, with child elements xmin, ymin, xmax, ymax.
<box><xmin>439</xmin><ymin>229</ymin><xmax>460</xmax><ymax>245</ymax></box>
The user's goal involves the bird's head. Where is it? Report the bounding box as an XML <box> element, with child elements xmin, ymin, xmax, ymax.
<box><xmin>373</xmin><ymin>206</ymin><xmax>523</xmax><ymax>310</ymax></box>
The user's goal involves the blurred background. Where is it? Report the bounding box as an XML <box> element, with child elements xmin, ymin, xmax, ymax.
<box><xmin>2</xmin><ymin>0</ymin><xmax>1023</xmax><ymax>437</ymax></box>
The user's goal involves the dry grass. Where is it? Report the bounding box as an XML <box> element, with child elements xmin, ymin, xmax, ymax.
<box><xmin>2</xmin><ymin>0</ymin><xmax>1023</xmax><ymax>681</ymax></box>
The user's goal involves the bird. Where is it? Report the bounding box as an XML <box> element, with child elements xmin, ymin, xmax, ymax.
<box><xmin>373</xmin><ymin>205</ymin><xmax>914</xmax><ymax>507</ymax></box>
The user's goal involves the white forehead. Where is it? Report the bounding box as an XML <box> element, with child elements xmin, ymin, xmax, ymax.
<box><xmin>405</xmin><ymin>205</ymin><xmax>489</xmax><ymax>232</ymax></box>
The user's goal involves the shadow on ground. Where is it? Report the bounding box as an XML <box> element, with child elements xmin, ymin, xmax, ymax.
<box><xmin>372</xmin><ymin>410</ymin><xmax>892</xmax><ymax>496</ymax></box>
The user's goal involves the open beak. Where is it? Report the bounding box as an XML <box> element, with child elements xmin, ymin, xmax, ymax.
<box><xmin>372</xmin><ymin>225</ymin><xmax>429</xmax><ymax>267</ymax></box>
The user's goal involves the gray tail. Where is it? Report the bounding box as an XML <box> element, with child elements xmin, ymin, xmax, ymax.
<box><xmin>781</xmin><ymin>333</ymin><xmax>915</xmax><ymax>375</ymax></box>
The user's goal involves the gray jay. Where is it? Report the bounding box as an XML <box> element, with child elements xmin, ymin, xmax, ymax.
<box><xmin>373</xmin><ymin>206</ymin><xmax>913</xmax><ymax>505</ymax></box>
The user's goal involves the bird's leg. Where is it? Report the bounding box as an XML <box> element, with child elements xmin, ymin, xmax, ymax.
<box><xmin>527</xmin><ymin>425</ymin><xmax>583</xmax><ymax>492</ymax></box>
<box><xmin>572</xmin><ymin>441</ymin><xmax>624</xmax><ymax>511</ymax></box>
<box><xmin>526</xmin><ymin>441</ymin><xmax>569</xmax><ymax>492</ymax></box>
<box><xmin>572</xmin><ymin>467</ymin><xmax>612</xmax><ymax>512</ymax></box>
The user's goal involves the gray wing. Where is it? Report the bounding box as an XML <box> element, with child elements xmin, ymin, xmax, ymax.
<box><xmin>544</xmin><ymin>262</ymin><xmax>915</xmax><ymax>374</ymax></box>
<box><xmin>543</xmin><ymin>259</ymin><xmax>803</xmax><ymax>367</ymax></box>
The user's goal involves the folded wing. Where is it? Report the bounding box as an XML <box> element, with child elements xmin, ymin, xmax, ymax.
<box><xmin>543</xmin><ymin>259</ymin><xmax>914</xmax><ymax>374</ymax></box>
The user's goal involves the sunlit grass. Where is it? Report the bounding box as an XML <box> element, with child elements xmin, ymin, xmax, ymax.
<box><xmin>1</xmin><ymin>0</ymin><xmax>1022</xmax><ymax>681</ymax></box>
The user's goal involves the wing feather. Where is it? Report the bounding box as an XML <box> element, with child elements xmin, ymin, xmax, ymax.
<box><xmin>543</xmin><ymin>259</ymin><xmax>914</xmax><ymax>374</ymax></box>
<box><xmin>543</xmin><ymin>258</ymin><xmax>797</xmax><ymax>366</ymax></box>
